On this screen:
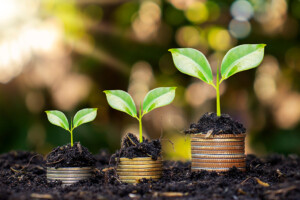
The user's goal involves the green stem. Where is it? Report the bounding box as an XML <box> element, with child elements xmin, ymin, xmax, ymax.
<box><xmin>138</xmin><ymin>105</ymin><xmax>143</xmax><ymax>143</ymax></box>
<box><xmin>70</xmin><ymin>129</ymin><xmax>74</xmax><ymax>147</ymax></box>
<box><xmin>216</xmin><ymin>65</ymin><xmax>221</xmax><ymax>116</ymax></box>
<box><xmin>70</xmin><ymin>118</ymin><xmax>74</xmax><ymax>147</ymax></box>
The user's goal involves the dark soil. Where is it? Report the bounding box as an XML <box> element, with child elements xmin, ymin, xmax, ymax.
<box><xmin>46</xmin><ymin>142</ymin><xmax>96</xmax><ymax>168</ymax></box>
<box><xmin>111</xmin><ymin>133</ymin><xmax>161</xmax><ymax>161</ymax></box>
<box><xmin>185</xmin><ymin>112</ymin><xmax>246</xmax><ymax>135</ymax></box>
<box><xmin>0</xmin><ymin>150</ymin><xmax>299</xmax><ymax>200</ymax></box>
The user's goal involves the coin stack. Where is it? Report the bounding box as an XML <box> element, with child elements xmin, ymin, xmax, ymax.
<box><xmin>191</xmin><ymin>133</ymin><xmax>246</xmax><ymax>172</ymax></box>
<box><xmin>47</xmin><ymin>167</ymin><xmax>93</xmax><ymax>186</ymax></box>
<box><xmin>116</xmin><ymin>157</ymin><xmax>162</xmax><ymax>183</ymax></box>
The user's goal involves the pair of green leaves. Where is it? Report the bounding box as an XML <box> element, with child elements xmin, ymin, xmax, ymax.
<box><xmin>169</xmin><ymin>44</ymin><xmax>266</xmax><ymax>84</ymax></box>
<box><xmin>45</xmin><ymin>108</ymin><xmax>98</xmax><ymax>131</ymax></box>
<box><xmin>104</xmin><ymin>87</ymin><xmax>176</xmax><ymax>118</ymax></box>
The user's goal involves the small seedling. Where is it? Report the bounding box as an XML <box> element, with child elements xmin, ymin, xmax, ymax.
<box><xmin>104</xmin><ymin>87</ymin><xmax>176</xmax><ymax>143</ymax></box>
<box><xmin>45</xmin><ymin>108</ymin><xmax>98</xmax><ymax>147</ymax></box>
<box><xmin>169</xmin><ymin>44</ymin><xmax>266</xmax><ymax>116</ymax></box>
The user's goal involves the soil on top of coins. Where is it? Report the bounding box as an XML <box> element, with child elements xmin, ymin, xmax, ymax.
<box><xmin>0</xmin><ymin>149</ymin><xmax>299</xmax><ymax>200</ymax></box>
<box><xmin>46</xmin><ymin>142</ymin><xmax>96</xmax><ymax>168</ymax></box>
<box><xmin>185</xmin><ymin>112</ymin><xmax>246</xmax><ymax>135</ymax></box>
<box><xmin>111</xmin><ymin>133</ymin><xmax>162</xmax><ymax>162</ymax></box>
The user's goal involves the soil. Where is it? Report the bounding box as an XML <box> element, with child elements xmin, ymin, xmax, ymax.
<box><xmin>185</xmin><ymin>112</ymin><xmax>246</xmax><ymax>135</ymax></box>
<box><xmin>46</xmin><ymin>142</ymin><xmax>96</xmax><ymax>168</ymax></box>
<box><xmin>0</xmin><ymin>150</ymin><xmax>299</xmax><ymax>200</ymax></box>
<box><xmin>111</xmin><ymin>133</ymin><xmax>161</xmax><ymax>162</ymax></box>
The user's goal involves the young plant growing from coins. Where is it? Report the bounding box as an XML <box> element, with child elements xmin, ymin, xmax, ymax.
<box><xmin>169</xmin><ymin>44</ymin><xmax>266</xmax><ymax>116</ymax></box>
<box><xmin>45</xmin><ymin>108</ymin><xmax>98</xmax><ymax>147</ymax></box>
<box><xmin>104</xmin><ymin>87</ymin><xmax>176</xmax><ymax>143</ymax></box>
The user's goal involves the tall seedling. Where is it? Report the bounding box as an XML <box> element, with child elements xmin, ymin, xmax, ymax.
<box><xmin>104</xmin><ymin>87</ymin><xmax>176</xmax><ymax>143</ymax></box>
<box><xmin>45</xmin><ymin>108</ymin><xmax>98</xmax><ymax>147</ymax></box>
<box><xmin>169</xmin><ymin>44</ymin><xmax>266</xmax><ymax>116</ymax></box>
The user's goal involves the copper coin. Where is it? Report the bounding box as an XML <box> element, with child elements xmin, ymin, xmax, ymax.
<box><xmin>192</xmin><ymin>162</ymin><xmax>245</xmax><ymax>168</ymax></box>
<box><xmin>117</xmin><ymin>168</ymin><xmax>162</xmax><ymax>172</ymax></box>
<box><xmin>191</xmin><ymin>167</ymin><xmax>246</xmax><ymax>172</ymax></box>
<box><xmin>191</xmin><ymin>145</ymin><xmax>244</xmax><ymax>150</ymax></box>
<box><xmin>117</xmin><ymin>171</ymin><xmax>162</xmax><ymax>176</ymax></box>
<box><xmin>191</xmin><ymin>158</ymin><xmax>245</xmax><ymax>163</ymax></box>
<box><xmin>191</xmin><ymin>154</ymin><xmax>245</xmax><ymax>159</ymax></box>
<box><xmin>191</xmin><ymin>141</ymin><xmax>244</xmax><ymax>146</ymax></box>
<box><xmin>191</xmin><ymin>138</ymin><xmax>245</xmax><ymax>142</ymax></box>
<box><xmin>191</xmin><ymin>149</ymin><xmax>244</xmax><ymax>154</ymax></box>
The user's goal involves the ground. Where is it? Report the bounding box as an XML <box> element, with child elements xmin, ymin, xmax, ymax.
<box><xmin>0</xmin><ymin>150</ymin><xmax>299</xmax><ymax>200</ymax></box>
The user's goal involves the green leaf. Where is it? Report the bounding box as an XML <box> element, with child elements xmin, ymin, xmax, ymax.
<box><xmin>104</xmin><ymin>90</ymin><xmax>137</xmax><ymax>118</ymax></box>
<box><xmin>142</xmin><ymin>87</ymin><xmax>176</xmax><ymax>115</ymax></box>
<box><xmin>169</xmin><ymin>48</ymin><xmax>213</xmax><ymax>84</ymax></box>
<box><xmin>73</xmin><ymin>108</ymin><xmax>97</xmax><ymax>129</ymax></box>
<box><xmin>45</xmin><ymin>110</ymin><xmax>69</xmax><ymax>131</ymax></box>
<box><xmin>221</xmin><ymin>44</ymin><xmax>266</xmax><ymax>80</ymax></box>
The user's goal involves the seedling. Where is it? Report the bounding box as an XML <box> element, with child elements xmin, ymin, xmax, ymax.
<box><xmin>104</xmin><ymin>87</ymin><xmax>176</xmax><ymax>143</ymax></box>
<box><xmin>169</xmin><ymin>44</ymin><xmax>266</xmax><ymax>116</ymax></box>
<box><xmin>45</xmin><ymin>108</ymin><xmax>98</xmax><ymax>147</ymax></box>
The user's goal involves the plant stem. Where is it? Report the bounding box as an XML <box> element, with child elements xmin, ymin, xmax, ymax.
<box><xmin>139</xmin><ymin>105</ymin><xmax>143</xmax><ymax>143</ymax></box>
<box><xmin>70</xmin><ymin>119</ymin><xmax>74</xmax><ymax>147</ymax></box>
<box><xmin>70</xmin><ymin>129</ymin><xmax>73</xmax><ymax>147</ymax></box>
<box><xmin>216</xmin><ymin>65</ymin><xmax>221</xmax><ymax>116</ymax></box>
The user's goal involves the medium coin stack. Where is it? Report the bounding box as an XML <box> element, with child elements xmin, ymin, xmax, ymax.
<box><xmin>47</xmin><ymin>167</ymin><xmax>93</xmax><ymax>186</ymax></box>
<box><xmin>191</xmin><ymin>133</ymin><xmax>246</xmax><ymax>172</ymax></box>
<box><xmin>116</xmin><ymin>157</ymin><xmax>162</xmax><ymax>183</ymax></box>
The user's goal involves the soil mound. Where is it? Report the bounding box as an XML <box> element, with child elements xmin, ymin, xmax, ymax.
<box><xmin>46</xmin><ymin>142</ymin><xmax>96</xmax><ymax>168</ymax></box>
<box><xmin>112</xmin><ymin>133</ymin><xmax>161</xmax><ymax>161</ymax></box>
<box><xmin>185</xmin><ymin>112</ymin><xmax>246</xmax><ymax>135</ymax></box>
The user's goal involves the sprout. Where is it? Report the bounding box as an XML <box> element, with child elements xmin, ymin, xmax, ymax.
<box><xmin>169</xmin><ymin>44</ymin><xmax>266</xmax><ymax>116</ymax></box>
<box><xmin>104</xmin><ymin>87</ymin><xmax>176</xmax><ymax>143</ymax></box>
<box><xmin>45</xmin><ymin>108</ymin><xmax>98</xmax><ymax>147</ymax></box>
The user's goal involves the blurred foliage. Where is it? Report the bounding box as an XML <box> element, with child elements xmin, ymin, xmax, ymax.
<box><xmin>0</xmin><ymin>0</ymin><xmax>299</xmax><ymax>158</ymax></box>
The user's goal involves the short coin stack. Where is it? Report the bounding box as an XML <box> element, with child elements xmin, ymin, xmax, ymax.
<box><xmin>116</xmin><ymin>157</ymin><xmax>162</xmax><ymax>183</ymax></box>
<box><xmin>47</xmin><ymin>167</ymin><xmax>93</xmax><ymax>186</ymax></box>
<box><xmin>191</xmin><ymin>133</ymin><xmax>246</xmax><ymax>172</ymax></box>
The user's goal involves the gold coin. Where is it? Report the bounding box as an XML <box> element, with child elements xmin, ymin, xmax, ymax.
<box><xmin>119</xmin><ymin>160</ymin><xmax>162</xmax><ymax>165</ymax></box>
<box><xmin>117</xmin><ymin>157</ymin><xmax>162</xmax><ymax>161</ymax></box>
<box><xmin>117</xmin><ymin>168</ymin><xmax>162</xmax><ymax>172</ymax></box>
<box><xmin>118</xmin><ymin>164</ymin><xmax>162</xmax><ymax>169</ymax></box>
<box><xmin>117</xmin><ymin>171</ymin><xmax>162</xmax><ymax>176</ymax></box>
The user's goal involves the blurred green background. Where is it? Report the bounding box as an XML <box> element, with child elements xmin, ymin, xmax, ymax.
<box><xmin>0</xmin><ymin>0</ymin><xmax>299</xmax><ymax>160</ymax></box>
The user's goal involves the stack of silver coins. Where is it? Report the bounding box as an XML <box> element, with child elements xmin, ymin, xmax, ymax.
<box><xmin>47</xmin><ymin>167</ymin><xmax>93</xmax><ymax>186</ymax></box>
<box><xmin>191</xmin><ymin>133</ymin><xmax>246</xmax><ymax>172</ymax></box>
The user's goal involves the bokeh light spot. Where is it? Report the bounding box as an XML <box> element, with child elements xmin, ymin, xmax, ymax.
<box><xmin>230</xmin><ymin>0</ymin><xmax>253</xmax><ymax>21</ymax></box>
<box><xmin>208</xmin><ymin>27</ymin><xmax>232</xmax><ymax>51</ymax></box>
<box><xmin>229</xmin><ymin>19</ymin><xmax>251</xmax><ymax>39</ymax></box>
<box><xmin>185</xmin><ymin>2</ymin><xmax>208</xmax><ymax>24</ymax></box>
